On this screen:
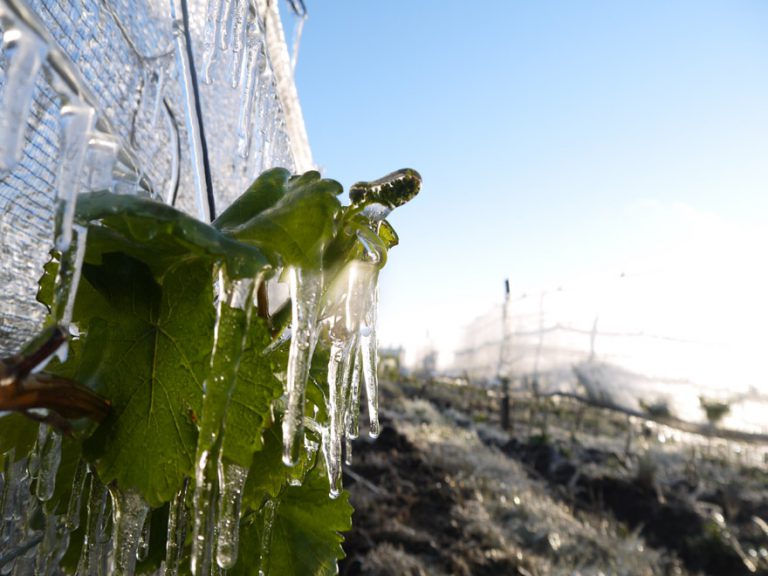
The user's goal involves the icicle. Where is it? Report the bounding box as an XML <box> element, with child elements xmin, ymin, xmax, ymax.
<box><xmin>55</xmin><ymin>104</ymin><xmax>96</xmax><ymax>253</ymax></box>
<box><xmin>360</xmin><ymin>284</ymin><xmax>380</xmax><ymax>438</ymax></box>
<box><xmin>325</xmin><ymin>338</ymin><xmax>355</xmax><ymax>498</ymax></box>
<box><xmin>191</xmin><ymin>449</ymin><xmax>216</xmax><ymax>576</ymax></box>
<box><xmin>77</xmin><ymin>474</ymin><xmax>110</xmax><ymax>576</ymax></box>
<box><xmin>344</xmin><ymin>431</ymin><xmax>353</xmax><ymax>467</ymax></box>
<box><xmin>55</xmin><ymin>223</ymin><xmax>88</xmax><ymax>331</ymax></box>
<box><xmin>347</xmin><ymin>351</ymin><xmax>362</xmax><ymax>440</ymax></box>
<box><xmin>65</xmin><ymin>459</ymin><xmax>89</xmax><ymax>531</ymax></box>
<box><xmin>109</xmin><ymin>487</ymin><xmax>150</xmax><ymax>576</ymax></box>
<box><xmin>219</xmin><ymin>0</ymin><xmax>235</xmax><ymax>51</ymax></box>
<box><xmin>34</xmin><ymin>510</ymin><xmax>67</xmax><ymax>576</ymax></box>
<box><xmin>257</xmin><ymin>498</ymin><xmax>277</xmax><ymax>576</ymax></box>
<box><xmin>201</xmin><ymin>0</ymin><xmax>223</xmax><ymax>84</ymax></box>
<box><xmin>136</xmin><ymin>508</ymin><xmax>151</xmax><ymax>562</ymax></box>
<box><xmin>0</xmin><ymin>451</ymin><xmax>24</xmax><ymax>546</ymax></box>
<box><xmin>164</xmin><ymin>481</ymin><xmax>188</xmax><ymax>576</ymax></box>
<box><xmin>289</xmin><ymin>13</ymin><xmax>306</xmax><ymax>75</ymax></box>
<box><xmin>282</xmin><ymin>267</ymin><xmax>322</xmax><ymax>466</ymax></box>
<box><xmin>85</xmin><ymin>132</ymin><xmax>120</xmax><ymax>192</ymax></box>
<box><xmin>229</xmin><ymin>0</ymin><xmax>249</xmax><ymax>88</ymax></box>
<box><xmin>34</xmin><ymin>425</ymin><xmax>62</xmax><ymax>502</ymax></box>
<box><xmin>236</xmin><ymin>16</ymin><xmax>265</xmax><ymax>158</ymax></box>
<box><xmin>52</xmin><ymin>102</ymin><xmax>95</xmax><ymax>331</ymax></box>
<box><xmin>215</xmin><ymin>461</ymin><xmax>248</xmax><ymax>569</ymax></box>
<box><xmin>193</xmin><ymin>271</ymin><xmax>255</xmax><ymax>575</ymax></box>
<box><xmin>0</xmin><ymin>18</ymin><xmax>48</xmax><ymax>174</ymax></box>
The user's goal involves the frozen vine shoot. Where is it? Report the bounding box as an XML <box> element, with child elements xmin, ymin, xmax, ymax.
<box><xmin>2</xmin><ymin>166</ymin><xmax>419</xmax><ymax>576</ymax></box>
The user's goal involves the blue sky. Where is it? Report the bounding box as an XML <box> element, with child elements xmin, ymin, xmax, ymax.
<box><xmin>291</xmin><ymin>1</ymin><xmax>768</xmax><ymax>363</ymax></box>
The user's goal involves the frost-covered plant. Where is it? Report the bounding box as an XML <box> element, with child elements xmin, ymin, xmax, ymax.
<box><xmin>0</xmin><ymin>167</ymin><xmax>420</xmax><ymax>575</ymax></box>
<box><xmin>699</xmin><ymin>395</ymin><xmax>731</xmax><ymax>428</ymax></box>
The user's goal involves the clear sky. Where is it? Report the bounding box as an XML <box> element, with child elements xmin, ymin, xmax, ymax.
<box><xmin>291</xmin><ymin>1</ymin><xmax>768</xmax><ymax>367</ymax></box>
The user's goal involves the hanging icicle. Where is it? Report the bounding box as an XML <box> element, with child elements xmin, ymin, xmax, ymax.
<box><xmin>76</xmin><ymin>475</ymin><xmax>111</xmax><ymax>576</ymax></box>
<box><xmin>0</xmin><ymin>17</ymin><xmax>48</xmax><ymax>174</ymax></box>
<box><xmin>192</xmin><ymin>269</ymin><xmax>256</xmax><ymax>575</ymax></box>
<box><xmin>282</xmin><ymin>267</ymin><xmax>322</xmax><ymax>466</ymax></box>
<box><xmin>215</xmin><ymin>461</ymin><xmax>248</xmax><ymax>569</ymax></box>
<box><xmin>236</xmin><ymin>13</ymin><xmax>265</xmax><ymax>158</ymax></box>
<box><xmin>109</xmin><ymin>488</ymin><xmax>150</xmax><ymax>576</ymax></box>
<box><xmin>33</xmin><ymin>425</ymin><xmax>61</xmax><ymax>502</ymax></box>
<box><xmin>164</xmin><ymin>480</ymin><xmax>189</xmax><ymax>576</ymax></box>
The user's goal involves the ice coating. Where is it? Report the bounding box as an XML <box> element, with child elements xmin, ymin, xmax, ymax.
<box><xmin>192</xmin><ymin>272</ymin><xmax>255</xmax><ymax>575</ymax></box>
<box><xmin>319</xmin><ymin>260</ymin><xmax>380</xmax><ymax>495</ymax></box>
<box><xmin>149</xmin><ymin>68</ymin><xmax>166</xmax><ymax>129</ymax></box>
<box><xmin>164</xmin><ymin>481</ymin><xmax>189</xmax><ymax>576</ymax></box>
<box><xmin>170</xmin><ymin>18</ymin><xmax>212</xmax><ymax>222</ymax></box>
<box><xmin>77</xmin><ymin>475</ymin><xmax>111</xmax><ymax>576</ymax></box>
<box><xmin>215</xmin><ymin>461</ymin><xmax>249</xmax><ymax>568</ymax></box>
<box><xmin>237</xmin><ymin>16</ymin><xmax>266</xmax><ymax>159</ymax></box>
<box><xmin>360</xmin><ymin>284</ymin><xmax>381</xmax><ymax>438</ymax></box>
<box><xmin>85</xmin><ymin>133</ymin><xmax>120</xmax><ymax>192</ymax></box>
<box><xmin>0</xmin><ymin>20</ymin><xmax>48</xmax><ymax>174</ymax></box>
<box><xmin>33</xmin><ymin>425</ymin><xmax>61</xmax><ymax>502</ymax></box>
<box><xmin>347</xmin><ymin>351</ymin><xmax>362</xmax><ymax>440</ymax></box>
<box><xmin>325</xmin><ymin>338</ymin><xmax>355</xmax><ymax>498</ymax></box>
<box><xmin>282</xmin><ymin>267</ymin><xmax>322</xmax><ymax>466</ymax></box>
<box><xmin>229</xmin><ymin>0</ymin><xmax>249</xmax><ymax>88</ymax></box>
<box><xmin>55</xmin><ymin>104</ymin><xmax>96</xmax><ymax>253</ymax></box>
<box><xmin>258</xmin><ymin>498</ymin><xmax>277</xmax><ymax>575</ymax></box>
<box><xmin>109</xmin><ymin>488</ymin><xmax>150</xmax><ymax>575</ymax></box>
<box><xmin>349</xmin><ymin>168</ymin><xmax>422</xmax><ymax>212</ymax></box>
<box><xmin>201</xmin><ymin>0</ymin><xmax>223</xmax><ymax>85</ymax></box>
<box><xmin>191</xmin><ymin>450</ymin><xmax>216</xmax><ymax>576</ymax></box>
<box><xmin>53</xmin><ymin>102</ymin><xmax>96</xmax><ymax>331</ymax></box>
<box><xmin>136</xmin><ymin>508</ymin><xmax>151</xmax><ymax>562</ymax></box>
<box><xmin>65</xmin><ymin>460</ymin><xmax>89</xmax><ymax>530</ymax></box>
<box><xmin>34</xmin><ymin>509</ymin><xmax>66</xmax><ymax>575</ymax></box>
<box><xmin>56</xmin><ymin>224</ymin><xmax>87</xmax><ymax>328</ymax></box>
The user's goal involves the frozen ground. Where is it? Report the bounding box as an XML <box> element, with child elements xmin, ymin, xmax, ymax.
<box><xmin>340</xmin><ymin>379</ymin><xmax>768</xmax><ymax>576</ymax></box>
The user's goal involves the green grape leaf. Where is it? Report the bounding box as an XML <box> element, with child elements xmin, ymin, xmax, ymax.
<box><xmin>222</xmin><ymin>315</ymin><xmax>282</xmax><ymax>467</ymax></box>
<box><xmin>76</xmin><ymin>192</ymin><xmax>273</xmax><ymax>281</ymax></box>
<box><xmin>234</xmin><ymin>464</ymin><xmax>353</xmax><ymax>576</ymax></box>
<box><xmin>213</xmin><ymin>168</ymin><xmax>291</xmax><ymax>232</ymax></box>
<box><xmin>78</xmin><ymin>253</ymin><xmax>214</xmax><ymax>507</ymax></box>
<box><xmin>36</xmin><ymin>251</ymin><xmax>58</xmax><ymax>311</ymax></box>
<box><xmin>0</xmin><ymin>414</ymin><xmax>38</xmax><ymax>465</ymax></box>
<box><xmin>244</xmin><ymin>424</ymin><xmax>306</xmax><ymax>504</ymax></box>
<box><xmin>227</xmin><ymin>171</ymin><xmax>343</xmax><ymax>269</ymax></box>
<box><xmin>198</xmin><ymin>298</ymin><xmax>282</xmax><ymax>469</ymax></box>
<box><xmin>377</xmin><ymin>219</ymin><xmax>399</xmax><ymax>248</ymax></box>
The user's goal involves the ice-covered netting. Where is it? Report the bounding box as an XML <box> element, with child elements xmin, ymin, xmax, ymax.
<box><xmin>453</xmin><ymin>269</ymin><xmax>768</xmax><ymax>438</ymax></box>
<box><xmin>0</xmin><ymin>0</ymin><xmax>301</xmax><ymax>358</ymax></box>
<box><xmin>0</xmin><ymin>0</ymin><xmax>317</xmax><ymax>574</ymax></box>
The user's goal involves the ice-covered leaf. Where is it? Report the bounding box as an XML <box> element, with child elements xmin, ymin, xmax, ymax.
<box><xmin>227</xmin><ymin>171</ymin><xmax>343</xmax><ymax>269</ymax></box>
<box><xmin>222</xmin><ymin>315</ymin><xmax>282</xmax><ymax>467</ymax></box>
<box><xmin>0</xmin><ymin>413</ymin><xmax>38</xmax><ymax>464</ymax></box>
<box><xmin>76</xmin><ymin>191</ymin><xmax>273</xmax><ymax>280</ymax></box>
<box><xmin>78</xmin><ymin>253</ymin><xmax>214</xmax><ymax>507</ymax></box>
<box><xmin>213</xmin><ymin>167</ymin><xmax>292</xmax><ymax>232</ymax></box>
<box><xmin>234</xmin><ymin>463</ymin><xmax>352</xmax><ymax>576</ymax></box>
<box><xmin>377</xmin><ymin>219</ymin><xmax>399</xmax><ymax>248</ymax></box>
<box><xmin>244</xmin><ymin>425</ymin><xmax>306</xmax><ymax>503</ymax></box>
